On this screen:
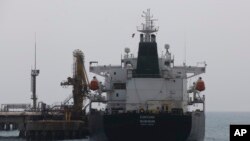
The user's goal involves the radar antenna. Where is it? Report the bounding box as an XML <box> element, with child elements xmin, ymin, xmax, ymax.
<box><xmin>137</xmin><ymin>9</ymin><xmax>159</xmax><ymax>42</ymax></box>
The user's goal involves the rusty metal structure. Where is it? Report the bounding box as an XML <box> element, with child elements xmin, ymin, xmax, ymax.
<box><xmin>61</xmin><ymin>49</ymin><xmax>89</xmax><ymax>120</ymax></box>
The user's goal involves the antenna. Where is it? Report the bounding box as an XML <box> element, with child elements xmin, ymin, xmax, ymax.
<box><xmin>31</xmin><ymin>32</ymin><xmax>40</xmax><ymax>111</ymax></box>
<box><xmin>184</xmin><ymin>31</ymin><xmax>187</xmax><ymax>66</ymax></box>
<box><xmin>35</xmin><ymin>32</ymin><xmax>37</xmax><ymax>70</ymax></box>
<box><xmin>137</xmin><ymin>9</ymin><xmax>159</xmax><ymax>42</ymax></box>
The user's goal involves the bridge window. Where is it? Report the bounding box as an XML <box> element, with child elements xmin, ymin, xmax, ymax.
<box><xmin>113</xmin><ymin>83</ymin><xmax>126</xmax><ymax>89</ymax></box>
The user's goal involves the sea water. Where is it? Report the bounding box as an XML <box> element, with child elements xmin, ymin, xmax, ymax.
<box><xmin>0</xmin><ymin>112</ymin><xmax>249</xmax><ymax>141</ymax></box>
<box><xmin>205</xmin><ymin>112</ymin><xmax>250</xmax><ymax>141</ymax></box>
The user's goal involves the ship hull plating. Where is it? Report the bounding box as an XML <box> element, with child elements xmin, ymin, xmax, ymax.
<box><xmin>89</xmin><ymin>111</ymin><xmax>205</xmax><ymax>141</ymax></box>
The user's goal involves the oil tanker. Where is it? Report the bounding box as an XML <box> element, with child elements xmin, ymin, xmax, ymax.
<box><xmin>88</xmin><ymin>9</ymin><xmax>207</xmax><ymax>141</ymax></box>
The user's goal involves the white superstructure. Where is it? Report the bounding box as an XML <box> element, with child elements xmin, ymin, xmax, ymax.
<box><xmin>89</xmin><ymin>9</ymin><xmax>206</xmax><ymax>114</ymax></box>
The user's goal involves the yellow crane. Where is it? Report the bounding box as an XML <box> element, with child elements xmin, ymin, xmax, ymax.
<box><xmin>61</xmin><ymin>49</ymin><xmax>89</xmax><ymax>120</ymax></box>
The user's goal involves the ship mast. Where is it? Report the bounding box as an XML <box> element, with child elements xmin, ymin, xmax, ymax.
<box><xmin>31</xmin><ymin>33</ymin><xmax>40</xmax><ymax>111</ymax></box>
<box><xmin>137</xmin><ymin>9</ymin><xmax>159</xmax><ymax>42</ymax></box>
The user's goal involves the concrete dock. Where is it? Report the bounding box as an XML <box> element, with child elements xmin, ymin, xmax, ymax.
<box><xmin>0</xmin><ymin>111</ymin><xmax>89</xmax><ymax>140</ymax></box>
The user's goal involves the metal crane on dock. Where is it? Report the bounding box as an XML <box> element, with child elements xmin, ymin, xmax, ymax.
<box><xmin>61</xmin><ymin>49</ymin><xmax>89</xmax><ymax>120</ymax></box>
<box><xmin>22</xmin><ymin>49</ymin><xmax>90</xmax><ymax>140</ymax></box>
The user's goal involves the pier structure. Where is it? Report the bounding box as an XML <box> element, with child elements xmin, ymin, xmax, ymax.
<box><xmin>0</xmin><ymin>49</ymin><xmax>91</xmax><ymax>140</ymax></box>
<box><xmin>0</xmin><ymin>111</ymin><xmax>41</xmax><ymax>135</ymax></box>
<box><xmin>0</xmin><ymin>104</ymin><xmax>38</xmax><ymax>132</ymax></box>
<box><xmin>0</xmin><ymin>105</ymin><xmax>89</xmax><ymax>140</ymax></box>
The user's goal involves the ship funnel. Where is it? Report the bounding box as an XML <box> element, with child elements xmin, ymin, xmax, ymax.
<box><xmin>135</xmin><ymin>9</ymin><xmax>160</xmax><ymax>78</ymax></box>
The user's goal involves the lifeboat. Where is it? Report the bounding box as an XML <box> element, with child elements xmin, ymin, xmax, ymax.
<box><xmin>196</xmin><ymin>79</ymin><xmax>205</xmax><ymax>91</ymax></box>
<box><xmin>90</xmin><ymin>77</ymin><xmax>99</xmax><ymax>90</ymax></box>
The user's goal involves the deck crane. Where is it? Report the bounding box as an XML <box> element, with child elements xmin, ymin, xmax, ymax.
<box><xmin>61</xmin><ymin>49</ymin><xmax>89</xmax><ymax>120</ymax></box>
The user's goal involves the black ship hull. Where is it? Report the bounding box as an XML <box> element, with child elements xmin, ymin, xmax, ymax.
<box><xmin>89</xmin><ymin>111</ymin><xmax>205</xmax><ymax>141</ymax></box>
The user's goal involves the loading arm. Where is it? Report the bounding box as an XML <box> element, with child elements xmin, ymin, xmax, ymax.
<box><xmin>61</xmin><ymin>49</ymin><xmax>89</xmax><ymax>120</ymax></box>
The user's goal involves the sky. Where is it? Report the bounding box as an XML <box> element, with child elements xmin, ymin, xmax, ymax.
<box><xmin>0</xmin><ymin>0</ymin><xmax>250</xmax><ymax>112</ymax></box>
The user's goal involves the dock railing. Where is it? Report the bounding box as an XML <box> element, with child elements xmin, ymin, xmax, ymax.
<box><xmin>1</xmin><ymin>104</ymin><xmax>31</xmax><ymax>112</ymax></box>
